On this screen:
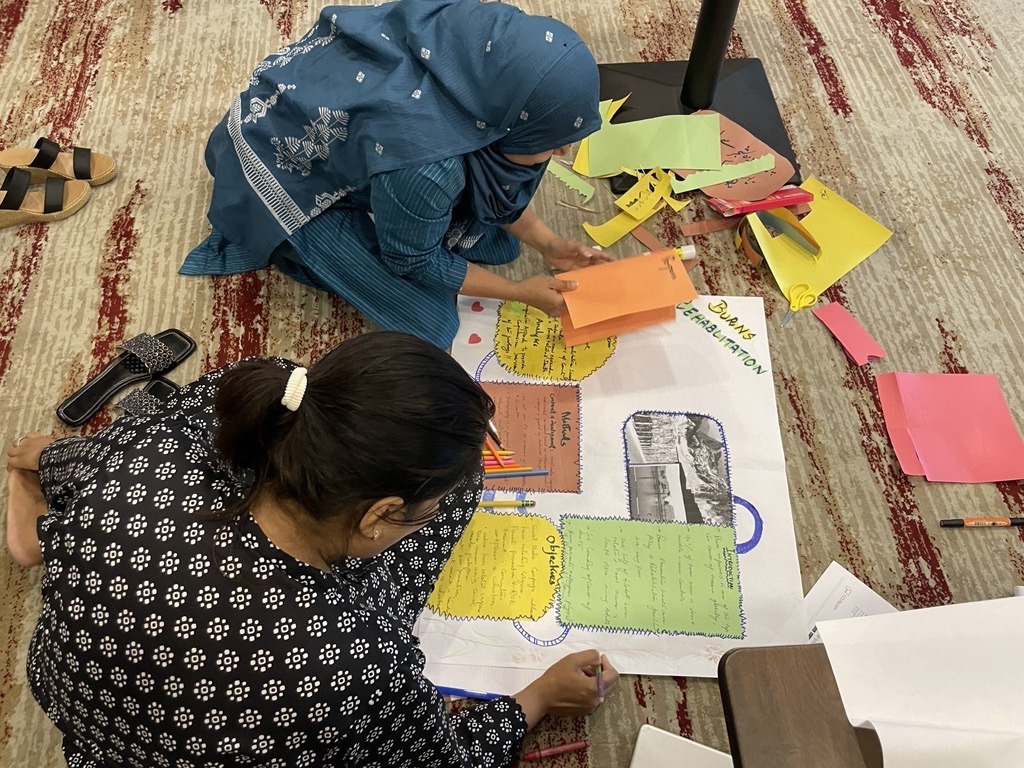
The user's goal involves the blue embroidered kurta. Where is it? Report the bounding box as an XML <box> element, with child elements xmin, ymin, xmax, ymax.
<box><xmin>181</xmin><ymin>158</ymin><xmax>519</xmax><ymax>349</ymax></box>
<box><xmin>179</xmin><ymin>0</ymin><xmax>601</xmax><ymax>349</ymax></box>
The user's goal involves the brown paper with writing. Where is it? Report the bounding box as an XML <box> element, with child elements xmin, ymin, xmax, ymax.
<box><xmin>675</xmin><ymin>110</ymin><xmax>795</xmax><ymax>201</ymax></box>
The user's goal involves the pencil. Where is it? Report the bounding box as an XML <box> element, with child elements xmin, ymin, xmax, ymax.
<box><xmin>483</xmin><ymin>469</ymin><xmax>549</xmax><ymax>479</ymax></box>
<box><xmin>486</xmin><ymin>419</ymin><xmax>504</xmax><ymax>448</ymax></box>
<box><xmin>484</xmin><ymin>435</ymin><xmax>507</xmax><ymax>468</ymax></box>
<box><xmin>481</xmin><ymin>450</ymin><xmax>515</xmax><ymax>456</ymax></box>
<box><xmin>485</xmin><ymin>466</ymin><xmax>533</xmax><ymax>474</ymax></box>
<box><xmin>477</xmin><ymin>500</ymin><xmax>537</xmax><ymax>508</ymax></box>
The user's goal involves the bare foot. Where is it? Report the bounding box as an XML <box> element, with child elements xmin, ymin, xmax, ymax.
<box><xmin>6</xmin><ymin>468</ymin><xmax>47</xmax><ymax>566</ymax></box>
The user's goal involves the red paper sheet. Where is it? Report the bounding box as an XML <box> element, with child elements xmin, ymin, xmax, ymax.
<box><xmin>876</xmin><ymin>372</ymin><xmax>1024</xmax><ymax>483</ymax></box>
<box><xmin>812</xmin><ymin>302</ymin><xmax>886</xmax><ymax>365</ymax></box>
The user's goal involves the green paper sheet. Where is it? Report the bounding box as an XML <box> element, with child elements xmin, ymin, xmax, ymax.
<box><xmin>670</xmin><ymin>154</ymin><xmax>776</xmax><ymax>194</ymax></box>
<box><xmin>587</xmin><ymin>113</ymin><xmax>722</xmax><ymax>178</ymax></box>
<box><xmin>559</xmin><ymin>517</ymin><xmax>743</xmax><ymax>637</ymax></box>
<box><xmin>546</xmin><ymin>162</ymin><xmax>595</xmax><ymax>203</ymax></box>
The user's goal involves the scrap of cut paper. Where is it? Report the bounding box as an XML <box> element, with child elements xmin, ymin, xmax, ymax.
<box><xmin>549</xmin><ymin>95</ymin><xmax>798</xmax><ymax>249</ymax></box>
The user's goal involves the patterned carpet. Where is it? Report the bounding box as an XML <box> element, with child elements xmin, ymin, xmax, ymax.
<box><xmin>2</xmin><ymin>0</ymin><xmax>1023</xmax><ymax>765</ymax></box>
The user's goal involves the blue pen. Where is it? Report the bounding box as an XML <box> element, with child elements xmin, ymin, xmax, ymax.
<box><xmin>435</xmin><ymin>685</ymin><xmax>503</xmax><ymax>701</ymax></box>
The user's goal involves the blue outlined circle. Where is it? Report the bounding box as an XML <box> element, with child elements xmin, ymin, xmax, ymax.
<box><xmin>474</xmin><ymin>350</ymin><xmax>495</xmax><ymax>382</ymax></box>
<box><xmin>733</xmin><ymin>495</ymin><xmax>763</xmax><ymax>554</ymax></box>
<box><xmin>513</xmin><ymin>621</ymin><xmax>570</xmax><ymax>647</ymax></box>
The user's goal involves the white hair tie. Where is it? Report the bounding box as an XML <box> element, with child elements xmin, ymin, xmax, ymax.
<box><xmin>281</xmin><ymin>367</ymin><xmax>308</xmax><ymax>412</ymax></box>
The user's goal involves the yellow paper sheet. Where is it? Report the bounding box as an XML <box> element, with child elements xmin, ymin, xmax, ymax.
<box><xmin>494</xmin><ymin>301</ymin><xmax>616</xmax><ymax>381</ymax></box>
<box><xmin>614</xmin><ymin>169</ymin><xmax>673</xmax><ymax>219</ymax></box>
<box><xmin>750</xmin><ymin>177</ymin><xmax>893</xmax><ymax>308</ymax></box>
<box><xmin>426</xmin><ymin>512</ymin><xmax>561</xmax><ymax>621</ymax></box>
<box><xmin>573</xmin><ymin>94</ymin><xmax>630</xmax><ymax>178</ymax></box>
<box><xmin>582</xmin><ymin>198</ymin><xmax>666</xmax><ymax>247</ymax></box>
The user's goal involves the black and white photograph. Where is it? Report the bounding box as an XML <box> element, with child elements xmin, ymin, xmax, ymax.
<box><xmin>624</xmin><ymin>411</ymin><xmax>732</xmax><ymax>526</ymax></box>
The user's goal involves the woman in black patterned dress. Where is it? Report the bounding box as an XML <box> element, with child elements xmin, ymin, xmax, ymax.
<box><xmin>6</xmin><ymin>331</ymin><xmax>618</xmax><ymax>768</ymax></box>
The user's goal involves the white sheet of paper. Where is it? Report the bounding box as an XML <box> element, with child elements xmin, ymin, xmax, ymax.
<box><xmin>628</xmin><ymin>724</ymin><xmax>731</xmax><ymax>767</ymax></box>
<box><xmin>415</xmin><ymin>295</ymin><xmax>806</xmax><ymax>679</ymax></box>
<box><xmin>818</xmin><ymin>598</ymin><xmax>1024</xmax><ymax>767</ymax></box>
<box><xmin>804</xmin><ymin>561</ymin><xmax>897</xmax><ymax>643</ymax></box>
<box><xmin>421</xmin><ymin>659</ymin><xmax>538</xmax><ymax>698</ymax></box>
<box><xmin>868</xmin><ymin>721</ymin><xmax>1024</xmax><ymax>768</ymax></box>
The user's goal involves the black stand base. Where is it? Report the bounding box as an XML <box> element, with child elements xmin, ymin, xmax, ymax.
<box><xmin>597</xmin><ymin>58</ymin><xmax>800</xmax><ymax>194</ymax></box>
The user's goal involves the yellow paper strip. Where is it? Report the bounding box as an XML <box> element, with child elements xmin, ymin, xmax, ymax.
<box><xmin>582</xmin><ymin>198</ymin><xmax>667</xmax><ymax>248</ymax></box>
<box><xmin>614</xmin><ymin>169</ymin><xmax>672</xmax><ymax>219</ymax></box>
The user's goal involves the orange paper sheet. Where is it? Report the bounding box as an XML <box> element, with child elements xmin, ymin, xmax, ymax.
<box><xmin>561</xmin><ymin>305</ymin><xmax>675</xmax><ymax>347</ymax></box>
<box><xmin>558</xmin><ymin>250</ymin><xmax>698</xmax><ymax>329</ymax></box>
<box><xmin>876</xmin><ymin>372</ymin><xmax>1024</xmax><ymax>483</ymax></box>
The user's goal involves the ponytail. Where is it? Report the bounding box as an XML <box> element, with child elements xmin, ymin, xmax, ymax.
<box><xmin>211</xmin><ymin>332</ymin><xmax>494</xmax><ymax>529</ymax></box>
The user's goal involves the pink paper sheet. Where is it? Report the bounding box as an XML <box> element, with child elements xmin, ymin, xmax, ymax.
<box><xmin>875</xmin><ymin>372</ymin><xmax>1024</xmax><ymax>483</ymax></box>
<box><xmin>875</xmin><ymin>373</ymin><xmax>925</xmax><ymax>476</ymax></box>
<box><xmin>813</xmin><ymin>302</ymin><xmax>886</xmax><ymax>365</ymax></box>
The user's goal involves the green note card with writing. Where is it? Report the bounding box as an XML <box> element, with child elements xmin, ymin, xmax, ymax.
<box><xmin>559</xmin><ymin>517</ymin><xmax>744</xmax><ymax>638</ymax></box>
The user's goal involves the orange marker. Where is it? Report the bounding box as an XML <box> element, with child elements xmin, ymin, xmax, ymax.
<box><xmin>940</xmin><ymin>517</ymin><xmax>1024</xmax><ymax>528</ymax></box>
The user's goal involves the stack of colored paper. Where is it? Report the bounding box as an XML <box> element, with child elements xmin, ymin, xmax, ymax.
<box><xmin>557</xmin><ymin>250</ymin><xmax>698</xmax><ymax>346</ymax></box>
<box><xmin>876</xmin><ymin>372</ymin><xmax>1024</xmax><ymax>482</ymax></box>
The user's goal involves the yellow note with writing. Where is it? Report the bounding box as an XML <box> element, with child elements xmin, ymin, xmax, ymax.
<box><xmin>426</xmin><ymin>512</ymin><xmax>562</xmax><ymax>621</ymax></box>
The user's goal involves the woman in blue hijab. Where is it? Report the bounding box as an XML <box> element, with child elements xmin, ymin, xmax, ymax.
<box><xmin>181</xmin><ymin>0</ymin><xmax>609</xmax><ymax>349</ymax></box>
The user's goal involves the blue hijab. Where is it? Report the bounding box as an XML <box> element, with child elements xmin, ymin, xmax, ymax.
<box><xmin>204</xmin><ymin>0</ymin><xmax>602</xmax><ymax>260</ymax></box>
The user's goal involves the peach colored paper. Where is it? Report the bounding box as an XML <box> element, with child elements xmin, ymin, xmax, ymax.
<box><xmin>675</xmin><ymin>111</ymin><xmax>795</xmax><ymax>201</ymax></box>
<box><xmin>812</xmin><ymin>302</ymin><xmax>886</xmax><ymax>365</ymax></box>
<box><xmin>557</xmin><ymin>250</ymin><xmax>698</xmax><ymax>330</ymax></box>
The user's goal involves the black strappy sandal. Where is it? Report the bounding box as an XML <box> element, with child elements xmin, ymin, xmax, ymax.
<box><xmin>0</xmin><ymin>137</ymin><xmax>117</xmax><ymax>186</ymax></box>
<box><xmin>0</xmin><ymin>167</ymin><xmax>91</xmax><ymax>230</ymax></box>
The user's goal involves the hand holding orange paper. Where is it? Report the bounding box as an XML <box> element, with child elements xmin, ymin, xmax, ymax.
<box><xmin>557</xmin><ymin>250</ymin><xmax>698</xmax><ymax>346</ymax></box>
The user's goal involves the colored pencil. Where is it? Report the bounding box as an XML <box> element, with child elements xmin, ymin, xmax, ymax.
<box><xmin>485</xmin><ymin>466</ymin><xmax>533</xmax><ymax>474</ymax></box>
<box><xmin>486</xmin><ymin>419</ymin><xmax>504</xmax><ymax>448</ymax></box>
<box><xmin>484</xmin><ymin>435</ymin><xmax>507</xmax><ymax>468</ymax></box>
<box><xmin>477</xmin><ymin>500</ymin><xmax>537</xmax><ymax>508</ymax></box>
<box><xmin>483</xmin><ymin>469</ymin><xmax>549</xmax><ymax>479</ymax></box>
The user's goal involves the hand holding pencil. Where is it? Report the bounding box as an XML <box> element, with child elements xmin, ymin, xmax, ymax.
<box><xmin>512</xmin><ymin>650</ymin><xmax>619</xmax><ymax>728</ymax></box>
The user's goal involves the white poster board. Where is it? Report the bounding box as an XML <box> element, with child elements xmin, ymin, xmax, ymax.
<box><xmin>417</xmin><ymin>295</ymin><xmax>805</xmax><ymax>678</ymax></box>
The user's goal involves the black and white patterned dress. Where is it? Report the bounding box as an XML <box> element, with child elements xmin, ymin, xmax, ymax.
<box><xmin>29</xmin><ymin>364</ymin><xmax>527</xmax><ymax>768</ymax></box>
